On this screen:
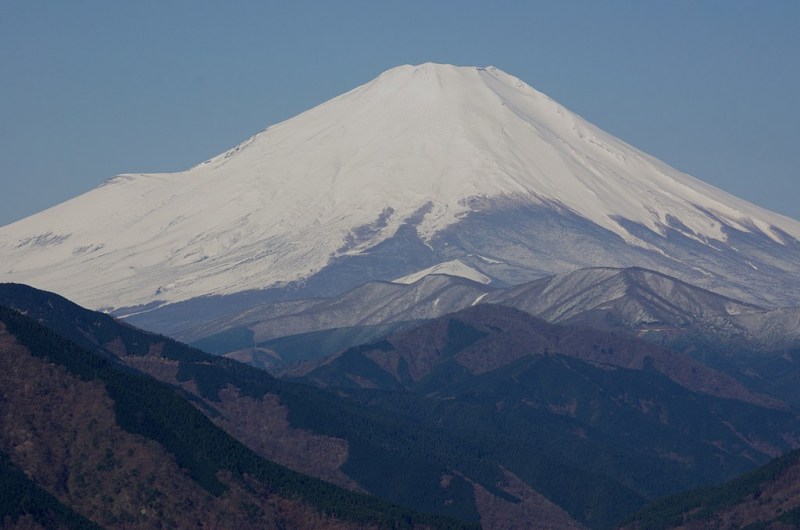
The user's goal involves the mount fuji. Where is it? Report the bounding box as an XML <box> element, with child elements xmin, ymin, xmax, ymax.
<box><xmin>2</xmin><ymin>63</ymin><xmax>800</xmax><ymax>317</ymax></box>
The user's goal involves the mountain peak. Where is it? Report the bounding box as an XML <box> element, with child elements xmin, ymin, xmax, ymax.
<box><xmin>379</xmin><ymin>62</ymin><xmax>533</xmax><ymax>87</ymax></box>
<box><xmin>380</xmin><ymin>62</ymin><xmax>484</xmax><ymax>77</ymax></box>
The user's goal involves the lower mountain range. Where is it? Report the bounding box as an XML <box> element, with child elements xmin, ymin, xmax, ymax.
<box><xmin>127</xmin><ymin>267</ymin><xmax>800</xmax><ymax>392</ymax></box>
<box><xmin>123</xmin><ymin>265</ymin><xmax>799</xmax><ymax>346</ymax></box>
<box><xmin>0</xmin><ymin>297</ymin><xmax>471</xmax><ymax>530</ymax></box>
<box><xmin>2</xmin><ymin>277</ymin><xmax>800</xmax><ymax>529</ymax></box>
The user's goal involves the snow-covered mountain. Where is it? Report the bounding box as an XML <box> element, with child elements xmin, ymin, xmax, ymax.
<box><xmin>2</xmin><ymin>63</ymin><xmax>800</xmax><ymax>313</ymax></box>
<box><xmin>487</xmin><ymin>266</ymin><xmax>761</xmax><ymax>328</ymax></box>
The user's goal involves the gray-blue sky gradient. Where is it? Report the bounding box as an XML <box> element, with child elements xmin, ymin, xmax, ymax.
<box><xmin>2</xmin><ymin>1</ymin><xmax>798</xmax><ymax>226</ymax></box>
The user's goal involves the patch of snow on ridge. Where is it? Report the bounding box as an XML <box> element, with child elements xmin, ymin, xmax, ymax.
<box><xmin>393</xmin><ymin>260</ymin><xmax>492</xmax><ymax>285</ymax></box>
<box><xmin>472</xmin><ymin>293</ymin><xmax>489</xmax><ymax>306</ymax></box>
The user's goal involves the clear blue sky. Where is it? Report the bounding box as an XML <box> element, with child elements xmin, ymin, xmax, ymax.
<box><xmin>2</xmin><ymin>1</ymin><xmax>798</xmax><ymax>226</ymax></box>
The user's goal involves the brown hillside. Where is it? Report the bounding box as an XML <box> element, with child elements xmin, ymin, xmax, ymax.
<box><xmin>0</xmin><ymin>324</ymin><xmax>373</xmax><ymax>530</ymax></box>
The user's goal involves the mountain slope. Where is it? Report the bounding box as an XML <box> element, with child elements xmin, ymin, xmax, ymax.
<box><xmin>2</xmin><ymin>63</ymin><xmax>799</xmax><ymax>314</ymax></box>
<box><xmin>622</xmin><ymin>449</ymin><xmax>800</xmax><ymax>529</ymax></box>
<box><xmin>0</xmin><ymin>302</ymin><xmax>474</xmax><ymax>529</ymax></box>
<box><xmin>0</xmin><ymin>451</ymin><xmax>100</xmax><ymax>530</ymax></box>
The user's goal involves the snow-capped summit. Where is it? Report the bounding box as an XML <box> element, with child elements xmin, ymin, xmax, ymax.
<box><xmin>392</xmin><ymin>259</ymin><xmax>492</xmax><ymax>286</ymax></box>
<box><xmin>2</xmin><ymin>63</ymin><xmax>800</xmax><ymax>312</ymax></box>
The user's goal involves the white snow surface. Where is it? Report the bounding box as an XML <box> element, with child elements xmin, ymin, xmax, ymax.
<box><xmin>2</xmin><ymin>63</ymin><xmax>800</xmax><ymax>310</ymax></box>
<box><xmin>392</xmin><ymin>260</ymin><xmax>492</xmax><ymax>285</ymax></box>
